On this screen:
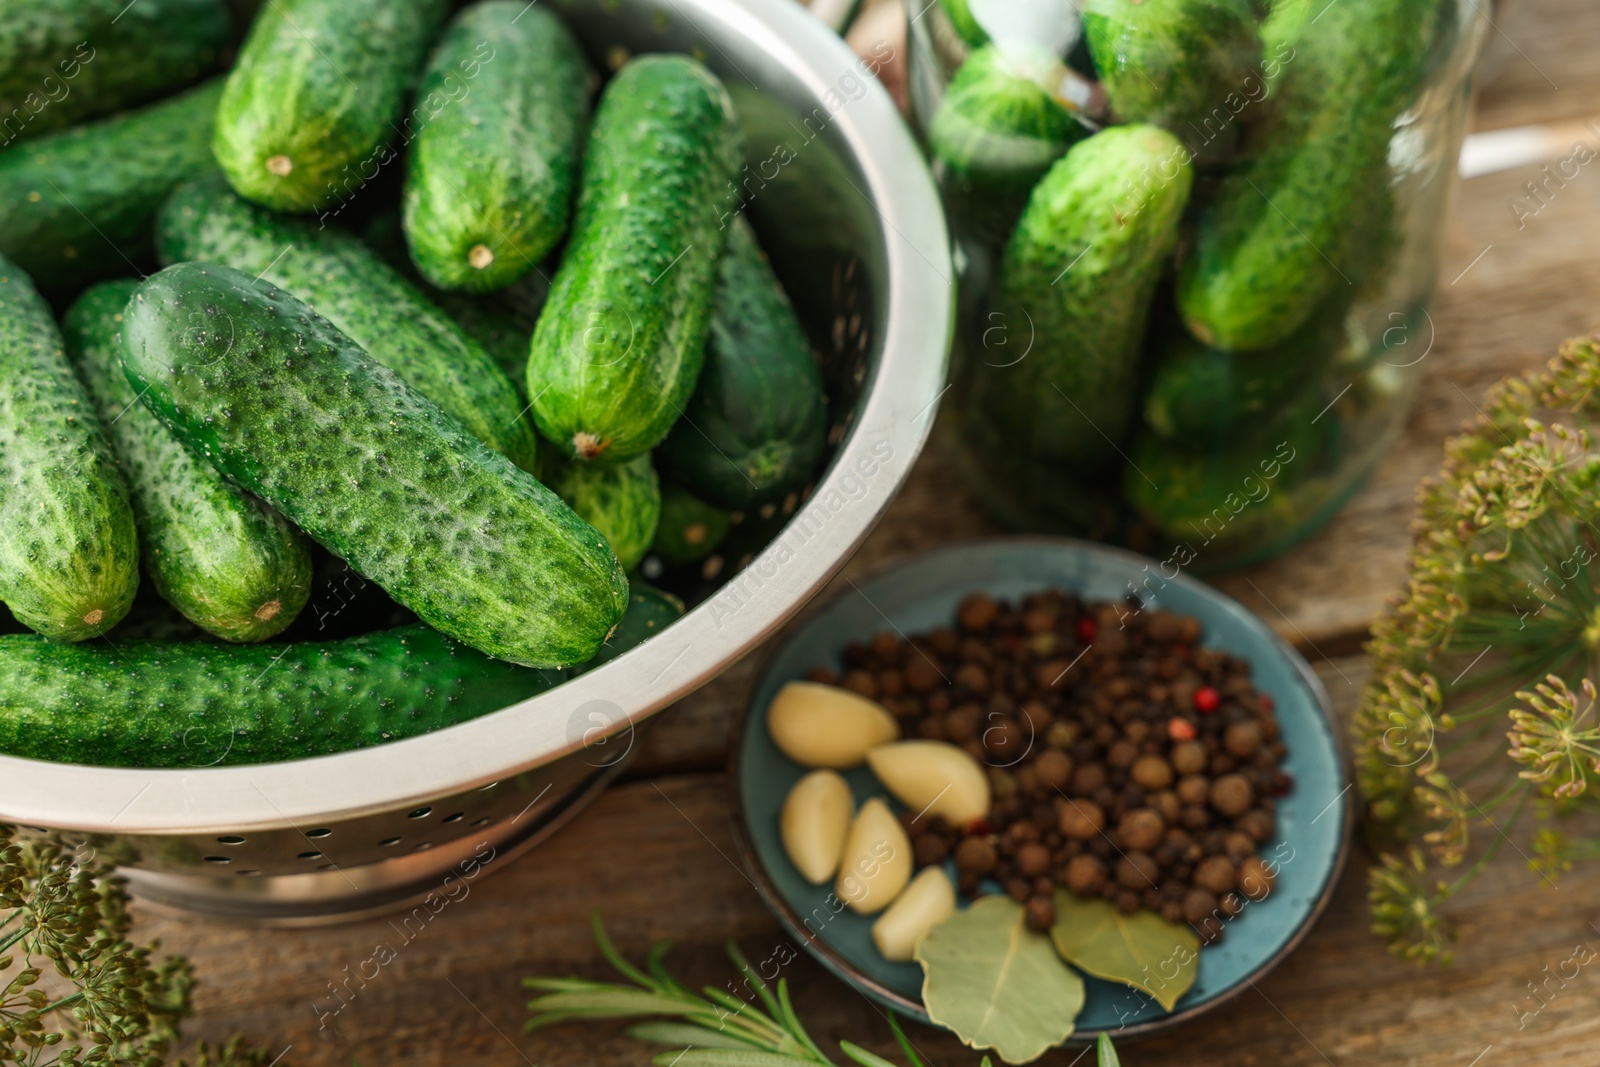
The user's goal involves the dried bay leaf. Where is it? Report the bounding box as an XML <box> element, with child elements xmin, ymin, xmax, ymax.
<box><xmin>915</xmin><ymin>896</ymin><xmax>1085</xmax><ymax>1063</ymax></box>
<box><xmin>1048</xmin><ymin>891</ymin><xmax>1200</xmax><ymax>1011</ymax></box>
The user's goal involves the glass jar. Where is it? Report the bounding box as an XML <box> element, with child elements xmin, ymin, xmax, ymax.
<box><xmin>910</xmin><ymin>0</ymin><xmax>1489</xmax><ymax>571</ymax></box>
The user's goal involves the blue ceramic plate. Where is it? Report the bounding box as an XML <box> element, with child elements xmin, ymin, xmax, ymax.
<box><xmin>729</xmin><ymin>537</ymin><xmax>1351</xmax><ymax>1042</ymax></box>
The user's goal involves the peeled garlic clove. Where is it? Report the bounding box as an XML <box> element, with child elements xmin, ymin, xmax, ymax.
<box><xmin>865</xmin><ymin>740</ymin><xmax>991</xmax><ymax>826</ymax></box>
<box><xmin>835</xmin><ymin>797</ymin><xmax>912</xmax><ymax>915</ymax></box>
<box><xmin>767</xmin><ymin>681</ymin><xmax>899</xmax><ymax>769</ymax></box>
<box><xmin>780</xmin><ymin>769</ymin><xmax>854</xmax><ymax>884</ymax></box>
<box><xmin>872</xmin><ymin>866</ymin><xmax>957</xmax><ymax>962</ymax></box>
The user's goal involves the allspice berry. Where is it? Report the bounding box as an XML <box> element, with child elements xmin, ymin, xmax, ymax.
<box><xmin>1069</xmin><ymin>763</ymin><xmax>1107</xmax><ymax>796</ymax></box>
<box><xmin>1210</xmin><ymin>773</ymin><xmax>1255</xmax><ymax>817</ymax></box>
<box><xmin>1176</xmin><ymin>774</ymin><xmax>1210</xmax><ymax>805</ymax></box>
<box><xmin>1064</xmin><ymin>854</ymin><xmax>1107</xmax><ymax>895</ymax></box>
<box><xmin>1117</xmin><ymin>808</ymin><xmax>1165</xmax><ymax>852</ymax></box>
<box><xmin>1194</xmin><ymin>855</ymin><xmax>1237</xmax><ymax>895</ymax></box>
<box><xmin>1239</xmin><ymin>855</ymin><xmax>1276</xmax><ymax>901</ymax></box>
<box><xmin>1237</xmin><ymin>809</ymin><xmax>1275</xmax><ymax>843</ymax></box>
<box><xmin>1016</xmin><ymin>842</ymin><xmax>1052</xmax><ymax>878</ymax></box>
<box><xmin>1171</xmin><ymin>740</ymin><xmax>1208</xmax><ymax>776</ymax></box>
<box><xmin>1116</xmin><ymin>852</ymin><xmax>1160</xmax><ymax>889</ymax></box>
<box><xmin>955</xmin><ymin>837</ymin><xmax>997</xmax><ymax>876</ymax></box>
<box><xmin>1024</xmin><ymin>895</ymin><xmax>1056</xmax><ymax>932</ymax></box>
<box><xmin>1182</xmin><ymin>888</ymin><xmax>1218</xmax><ymax>924</ymax></box>
<box><xmin>1058</xmin><ymin>799</ymin><xmax>1105</xmax><ymax>840</ymax></box>
<box><xmin>1224</xmin><ymin>721</ymin><xmax>1262</xmax><ymax>759</ymax></box>
<box><xmin>1033</xmin><ymin>749</ymin><xmax>1073</xmax><ymax>791</ymax></box>
<box><xmin>1131</xmin><ymin>754</ymin><xmax>1174</xmax><ymax>791</ymax></box>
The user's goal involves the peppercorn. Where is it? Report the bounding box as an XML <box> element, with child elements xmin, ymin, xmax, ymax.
<box><xmin>913</xmin><ymin>833</ymin><xmax>949</xmax><ymax>867</ymax></box>
<box><xmin>1064</xmin><ymin>854</ymin><xmax>1107</xmax><ymax>895</ymax></box>
<box><xmin>1193</xmin><ymin>686</ymin><xmax>1221</xmax><ymax>714</ymax></box>
<box><xmin>1114</xmin><ymin>890</ymin><xmax>1140</xmax><ymax>914</ymax></box>
<box><xmin>943</xmin><ymin>704</ymin><xmax>981</xmax><ymax>742</ymax></box>
<box><xmin>1006</xmin><ymin>878</ymin><xmax>1031</xmax><ymax>902</ymax></box>
<box><xmin>904</xmin><ymin>655</ymin><xmax>942</xmax><ymax>692</ymax></box>
<box><xmin>955</xmin><ymin>662</ymin><xmax>990</xmax><ymax>693</ymax></box>
<box><xmin>1176</xmin><ymin>775</ymin><xmax>1210</xmax><ymax>806</ymax></box>
<box><xmin>1167</xmin><ymin>717</ymin><xmax>1197</xmax><ymax>742</ymax></box>
<box><xmin>1182</xmin><ymin>888</ymin><xmax>1219</xmax><ymax>924</ymax></box>
<box><xmin>1069</xmin><ymin>764</ymin><xmax>1107</xmax><ymax>797</ymax></box>
<box><xmin>1237</xmin><ymin>809</ymin><xmax>1275</xmax><ymax>843</ymax></box>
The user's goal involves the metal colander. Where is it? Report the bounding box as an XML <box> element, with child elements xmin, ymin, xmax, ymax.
<box><xmin>0</xmin><ymin>0</ymin><xmax>951</xmax><ymax>924</ymax></box>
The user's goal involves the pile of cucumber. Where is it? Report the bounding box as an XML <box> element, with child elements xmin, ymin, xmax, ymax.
<box><xmin>0</xmin><ymin>0</ymin><xmax>828</xmax><ymax>769</ymax></box>
<box><xmin>931</xmin><ymin>0</ymin><xmax>1455</xmax><ymax>539</ymax></box>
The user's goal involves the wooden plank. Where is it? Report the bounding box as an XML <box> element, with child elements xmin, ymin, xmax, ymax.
<box><xmin>149</xmin><ymin>656</ymin><xmax>1599</xmax><ymax>1067</ymax></box>
<box><xmin>1475</xmin><ymin>0</ymin><xmax>1600</xmax><ymax>133</ymax></box>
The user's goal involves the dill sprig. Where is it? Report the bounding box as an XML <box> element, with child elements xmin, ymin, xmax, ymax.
<box><xmin>524</xmin><ymin>913</ymin><xmax>1121</xmax><ymax>1067</ymax></box>
<box><xmin>1356</xmin><ymin>336</ymin><xmax>1600</xmax><ymax>964</ymax></box>
<box><xmin>0</xmin><ymin>825</ymin><xmax>272</xmax><ymax>1067</ymax></box>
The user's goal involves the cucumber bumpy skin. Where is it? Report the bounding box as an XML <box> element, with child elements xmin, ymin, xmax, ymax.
<box><xmin>65</xmin><ymin>280</ymin><xmax>312</xmax><ymax>642</ymax></box>
<box><xmin>1083</xmin><ymin>0</ymin><xmax>1260</xmax><ymax>132</ymax></box>
<box><xmin>528</xmin><ymin>55</ymin><xmax>743</xmax><ymax>464</ymax></box>
<box><xmin>656</xmin><ymin>216</ymin><xmax>828</xmax><ymax>509</ymax></box>
<box><xmin>973</xmin><ymin>124</ymin><xmax>1193</xmax><ymax>469</ymax></box>
<box><xmin>0</xmin><ymin>256</ymin><xmax>138</xmax><ymax>641</ymax></box>
<box><xmin>0</xmin><ymin>79</ymin><xmax>223</xmax><ymax>295</ymax></box>
<box><xmin>0</xmin><ymin>0</ymin><xmax>229</xmax><ymax>147</ymax></box>
<box><xmin>574</xmin><ymin>583</ymin><xmax>684</xmax><ymax>673</ymax></box>
<box><xmin>1175</xmin><ymin>0</ymin><xmax>1441</xmax><ymax>351</ymax></box>
<box><xmin>544</xmin><ymin>452</ymin><xmax>661</xmax><ymax>572</ymax></box>
<box><xmin>403</xmin><ymin>2</ymin><xmax>591</xmax><ymax>293</ymax></box>
<box><xmin>213</xmin><ymin>0</ymin><xmax>451</xmax><ymax>212</ymax></box>
<box><xmin>0</xmin><ymin>625</ymin><xmax>562</xmax><ymax>768</ymax></box>
<box><xmin>159</xmin><ymin>174</ymin><xmax>538</xmax><ymax>471</ymax></box>
<box><xmin>122</xmin><ymin>262</ymin><xmax>630</xmax><ymax>668</ymax></box>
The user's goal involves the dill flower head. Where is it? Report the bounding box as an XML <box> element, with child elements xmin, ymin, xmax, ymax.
<box><xmin>1356</xmin><ymin>336</ymin><xmax>1600</xmax><ymax>963</ymax></box>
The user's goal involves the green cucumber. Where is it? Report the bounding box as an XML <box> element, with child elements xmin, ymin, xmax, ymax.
<box><xmin>1143</xmin><ymin>295</ymin><xmax>1349</xmax><ymax>441</ymax></box>
<box><xmin>158</xmin><ymin>174</ymin><xmax>538</xmax><ymax>471</ymax></box>
<box><xmin>1175</xmin><ymin>0</ymin><xmax>1440</xmax><ymax>351</ymax></box>
<box><xmin>929</xmin><ymin>44</ymin><xmax>1084</xmax><ymax>184</ymax></box>
<box><xmin>363</xmin><ymin>208</ymin><xmax>550</xmax><ymax>394</ymax></box>
<box><xmin>0</xmin><ymin>0</ymin><xmax>229</xmax><ymax>147</ymax></box>
<box><xmin>937</xmin><ymin>0</ymin><xmax>990</xmax><ymax>47</ymax></box>
<box><xmin>528</xmin><ymin>55</ymin><xmax>743</xmax><ymax>463</ymax></box>
<box><xmin>213</xmin><ymin>0</ymin><xmax>451</xmax><ymax>212</ymax></box>
<box><xmin>0</xmin><ymin>625</ymin><xmax>561</xmax><ymax>768</ymax></box>
<box><xmin>576</xmin><ymin>583</ymin><xmax>684</xmax><ymax>672</ymax></box>
<box><xmin>123</xmin><ymin>265</ymin><xmax>630</xmax><ymax>668</ymax></box>
<box><xmin>656</xmin><ymin>217</ymin><xmax>828</xmax><ymax>509</ymax></box>
<box><xmin>123</xmin><ymin>262</ymin><xmax>628</xmax><ymax>668</ymax></box>
<box><xmin>65</xmin><ymin>280</ymin><xmax>312</xmax><ymax>642</ymax></box>
<box><xmin>1083</xmin><ymin>0</ymin><xmax>1260</xmax><ymax>132</ymax></box>
<box><xmin>0</xmin><ymin>256</ymin><xmax>138</xmax><ymax>641</ymax></box>
<box><xmin>973</xmin><ymin>125</ymin><xmax>1192</xmax><ymax>468</ymax></box>
<box><xmin>403</xmin><ymin>2</ymin><xmax>591</xmax><ymax>292</ymax></box>
<box><xmin>651</xmin><ymin>483</ymin><xmax>733</xmax><ymax>567</ymax></box>
<box><xmin>544</xmin><ymin>453</ymin><xmax>661</xmax><ymax>572</ymax></box>
<box><xmin>0</xmin><ymin>79</ymin><xmax>222</xmax><ymax>295</ymax></box>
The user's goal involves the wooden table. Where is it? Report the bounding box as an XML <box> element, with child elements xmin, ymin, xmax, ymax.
<box><xmin>141</xmin><ymin>3</ymin><xmax>1600</xmax><ymax>1063</ymax></box>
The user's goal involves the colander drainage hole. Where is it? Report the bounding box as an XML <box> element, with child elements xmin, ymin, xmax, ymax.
<box><xmin>441</xmin><ymin>812</ymin><xmax>464</xmax><ymax>824</ymax></box>
<box><xmin>305</xmin><ymin>828</ymin><xmax>332</xmax><ymax>839</ymax></box>
<box><xmin>407</xmin><ymin>807</ymin><xmax>432</xmax><ymax>819</ymax></box>
<box><xmin>298</xmin><ymin>851</ymin><xmax>322</xmax><ymax>860</ymax></box>
<box><xmin>316</xmin><ymin>863</ymin><xmax>337</xmax><ymax>871</ymax></box>
<box><xmin>378</xmin><ymin>836</ymin><xmax>402</xmax><ymax>847</ymax></box>
<box><xmin>471</xmin><ymin>817</ymin><xmax>491</xmax><ymax>828</ymax></box>
<box><xmin>412</xmin><ymin>842</ymin><xmax>433</xmax><ymax>851</ymax></box>
<box><xmin>215</xmin><ymin>835</ymin><xmax>245</xmax><ymax>845</ymax></box>
<box><xmin>236</xmin><ymin>869</ymin><xmax>262</xmax><ymax>877</ymax></box>
<box><xmin>203</xmin><ymin>856</ymin><xmax>230</xmax><ymax>864</ymax></box>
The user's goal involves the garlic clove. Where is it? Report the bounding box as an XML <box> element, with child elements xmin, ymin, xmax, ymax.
<box><xmin>835</xmin><ymin>797</ymin><xmax>912</xmax><ymax>915</ymax></box>
<box><xmin>779</xmin><ymin>769</ymin><xmax>854</xmax><ymax>884</ymax></box>
<box><xmin>871</xmin><ymin>866</ymin><xmax>957</xmax><ymax>961</ymax></box>
<box><xmin>865</xmin><ymin>740</ymin><xmax>991</xmax><ymax>826</ymax></box>
<box><xmin>766</xmin><ymin>681</ymin><xmax>900</xmax><ymax>769</ymax></box>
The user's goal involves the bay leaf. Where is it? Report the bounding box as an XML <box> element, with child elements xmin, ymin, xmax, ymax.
<box><xmin>915</xmin><ymin>896</ymin><xmax>1085</xmax><ymax>1063</ymax></box>
<box><xmin>1048</xmin><ymin>891</ymin><xmax>1200</xmax><ymax>1012</ymax></box>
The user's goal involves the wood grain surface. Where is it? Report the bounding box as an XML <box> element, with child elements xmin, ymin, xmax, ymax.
<box><xmin>135</xmin><ymin>1</ymin><xmax>1600</xmax><ymax>1064</ymax></box>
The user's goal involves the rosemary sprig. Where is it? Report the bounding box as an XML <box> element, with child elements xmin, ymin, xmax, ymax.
<box><xmin>524</xmin><ymin>913</ymin><xmax>1121</xmax><ymax>1067</ymax></box>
